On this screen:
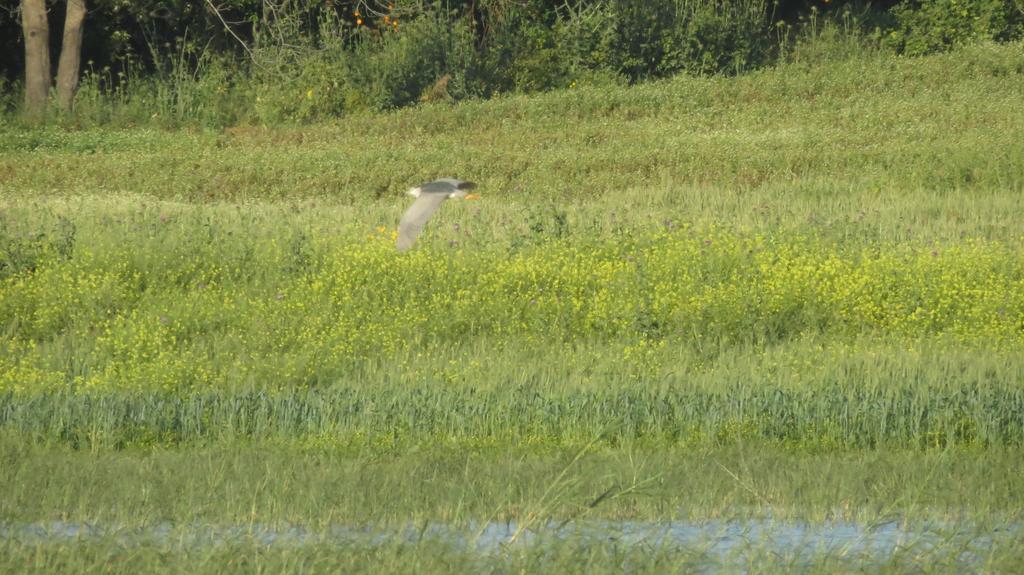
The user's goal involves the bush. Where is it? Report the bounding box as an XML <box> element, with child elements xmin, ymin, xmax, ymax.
<box><xmin>343</xmin><ymin>12</ymin><xmax>479</xmax><ymax>110</ymax></box>
<box><xmin>0</xmin><ymin>77</ymin><xmax>16</xmax><ymax>118</ymax></box>
<box><xmin>468</xmin><ymin>1</ymin><xmax>566</xmax><ymax>94</ymax></box>
<box><xmin>778</xmin><ymin>4</ymin><xmax>893</xmax><ymax>65</ymax></box>
<box><xmin>249</xmin><ymin>9</ymin><xmax>481</xmax><ymax>118</ymax></box>
<box><xmin>402</xmin><ymin>0</ymin><xmax>774</xmax><ymax>96</ymax></box>
<box><xmin>251</xmin><ymin>51</ymin><xmax>349</xmax><ymax>124</ymax></box>
<box><xmin>572</xmin><ymin>0</ymin><xmax>771</xmax><ymax>81</ymax></box>
<box><xmin>887</xmin><ymin>0</ymin><xmax>1024</xmax><ymax>56</ymax></box>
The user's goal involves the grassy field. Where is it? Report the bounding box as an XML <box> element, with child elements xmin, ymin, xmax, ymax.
<box><xmin>2</xmin><ymin>42</ymin><xmax>1024</xmax><ymax>572</ymax></box>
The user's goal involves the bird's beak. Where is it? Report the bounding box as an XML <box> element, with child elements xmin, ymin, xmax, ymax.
<box><xmin>464</xmin><ymin>193</ymin><xmax>481</xmax><ymax>200</ymax></box>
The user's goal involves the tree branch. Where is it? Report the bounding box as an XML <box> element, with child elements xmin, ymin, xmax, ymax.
<box><xmin>203</xmin><ymin>0</ymin><xmax>262</xmax><ymax>68</ymax></box>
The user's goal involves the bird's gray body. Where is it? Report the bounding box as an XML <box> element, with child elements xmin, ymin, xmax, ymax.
<box><xmin>397</xmin><ymin>178</ymin><xmax>477</xmax><ymax>252</ymax></box>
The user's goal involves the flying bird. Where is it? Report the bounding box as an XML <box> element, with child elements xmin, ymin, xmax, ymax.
<box><xmin>397</xmin><ymin>178</ymin><xmax>479</xmax><ymax>252</ymax></box>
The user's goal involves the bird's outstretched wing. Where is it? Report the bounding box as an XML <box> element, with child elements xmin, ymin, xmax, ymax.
<box><xmin>397</xmin><ymin>193</ymin><xmax>448</xmax><ymax>252</ymax></box>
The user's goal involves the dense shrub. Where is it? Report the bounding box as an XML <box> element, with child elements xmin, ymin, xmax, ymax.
<box><xmin>887</xmin><ymin>0</ymin><xmax>1024</xmax><ymax>56</ymax></box>
<box><xmin>607</xmin><ymin>0</ymin><xmax>771</xmax><ymax>79</ymax></box>
<box><xmin>343</xmin><ymin>13</ymin><xmax>479</xmax><ymax>110</ymax></box>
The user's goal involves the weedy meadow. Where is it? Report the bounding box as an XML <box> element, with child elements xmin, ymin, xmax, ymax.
<box><xmin>1</xmin><ymin>40</ymin><xmax>1023</xmax><ymax>573</ymax></box>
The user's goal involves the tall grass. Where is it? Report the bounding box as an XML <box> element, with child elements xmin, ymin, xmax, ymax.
<box><xmin>3</xmin><ymin>439</ymin><xmax>1023</xmax><ymax>525</ymax></box>
<box><xmin>2</xmin><ymin>438</ymin><xmax>1023</xmax><ymax>573</ymax></box>
<box><xmin>2</xmin><ymin>363</ymin><xmax>1022</xmax><ymax>448</ymax></box>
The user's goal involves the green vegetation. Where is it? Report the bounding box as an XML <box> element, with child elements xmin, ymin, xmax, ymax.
<box><xmin>4</xmin><ymin>204</ymin><xmax>1024</xmax><ymax>392</ymax></box>
<box><xmin>2</xmin><ymin>41</ymin><xmax>1024</xmax><ymax>572</ymax></box>
<box><xmin>7</xmin><ymin>440</ymin><xmax>1023</xmax><ymax>525</ymax></box>
<box><xmin>4</xmin><ymin>1</ymin><xmax>1023</xmax><ymax>126</ymax></box>
<box><xmin>4</xmin><ymin>40</ymin><xmax>1023</xmax><ymax>200</ymax></box>
<box><xmin>888</xmin><ymin>0</ymin><xmax>1024</xmax><ymax>55</ymax></box>
<box><xmin>2</xmin><ymin>441</ymin><xmax>1023</xmax><ymax>572</ymax></box>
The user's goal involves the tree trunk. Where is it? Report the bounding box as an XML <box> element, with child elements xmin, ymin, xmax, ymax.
<box><xmin>56</xmin><ymin>0</ymin><xmax>87</xmax><ymax>111</ymax></box>
<box><xmin>21</xmin><ymin>0</ymin><xmax>51</xmax><ymax>120</ymax></box>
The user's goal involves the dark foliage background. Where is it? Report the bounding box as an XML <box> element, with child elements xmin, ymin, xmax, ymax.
<box><xmin>1</xmin><ymin>0</ymin><xmax>1020</xmax><ymax>125</ymax></box>
<box><xmin>0</xmin><ymin>1</ymin><xmax>903</xmax><ymax>81</ymax></box>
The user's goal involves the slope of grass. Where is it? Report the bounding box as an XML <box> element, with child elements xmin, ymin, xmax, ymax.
<box><xmin>1</xmin><ymin>42</ymin><xmax>1022</xmax><ymax>205</ymax></box>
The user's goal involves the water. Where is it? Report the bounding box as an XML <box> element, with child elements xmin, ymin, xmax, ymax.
<box><xmin>1</xmin><ymin>518</ymin><xmax>1011</xmax><ymax>563</ymax></box>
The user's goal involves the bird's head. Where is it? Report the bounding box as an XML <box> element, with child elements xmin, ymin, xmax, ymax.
<box><xmin>450</xmin><ymin>180</ymin><xmax>480</xmax><ymax>200</ymax></box>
